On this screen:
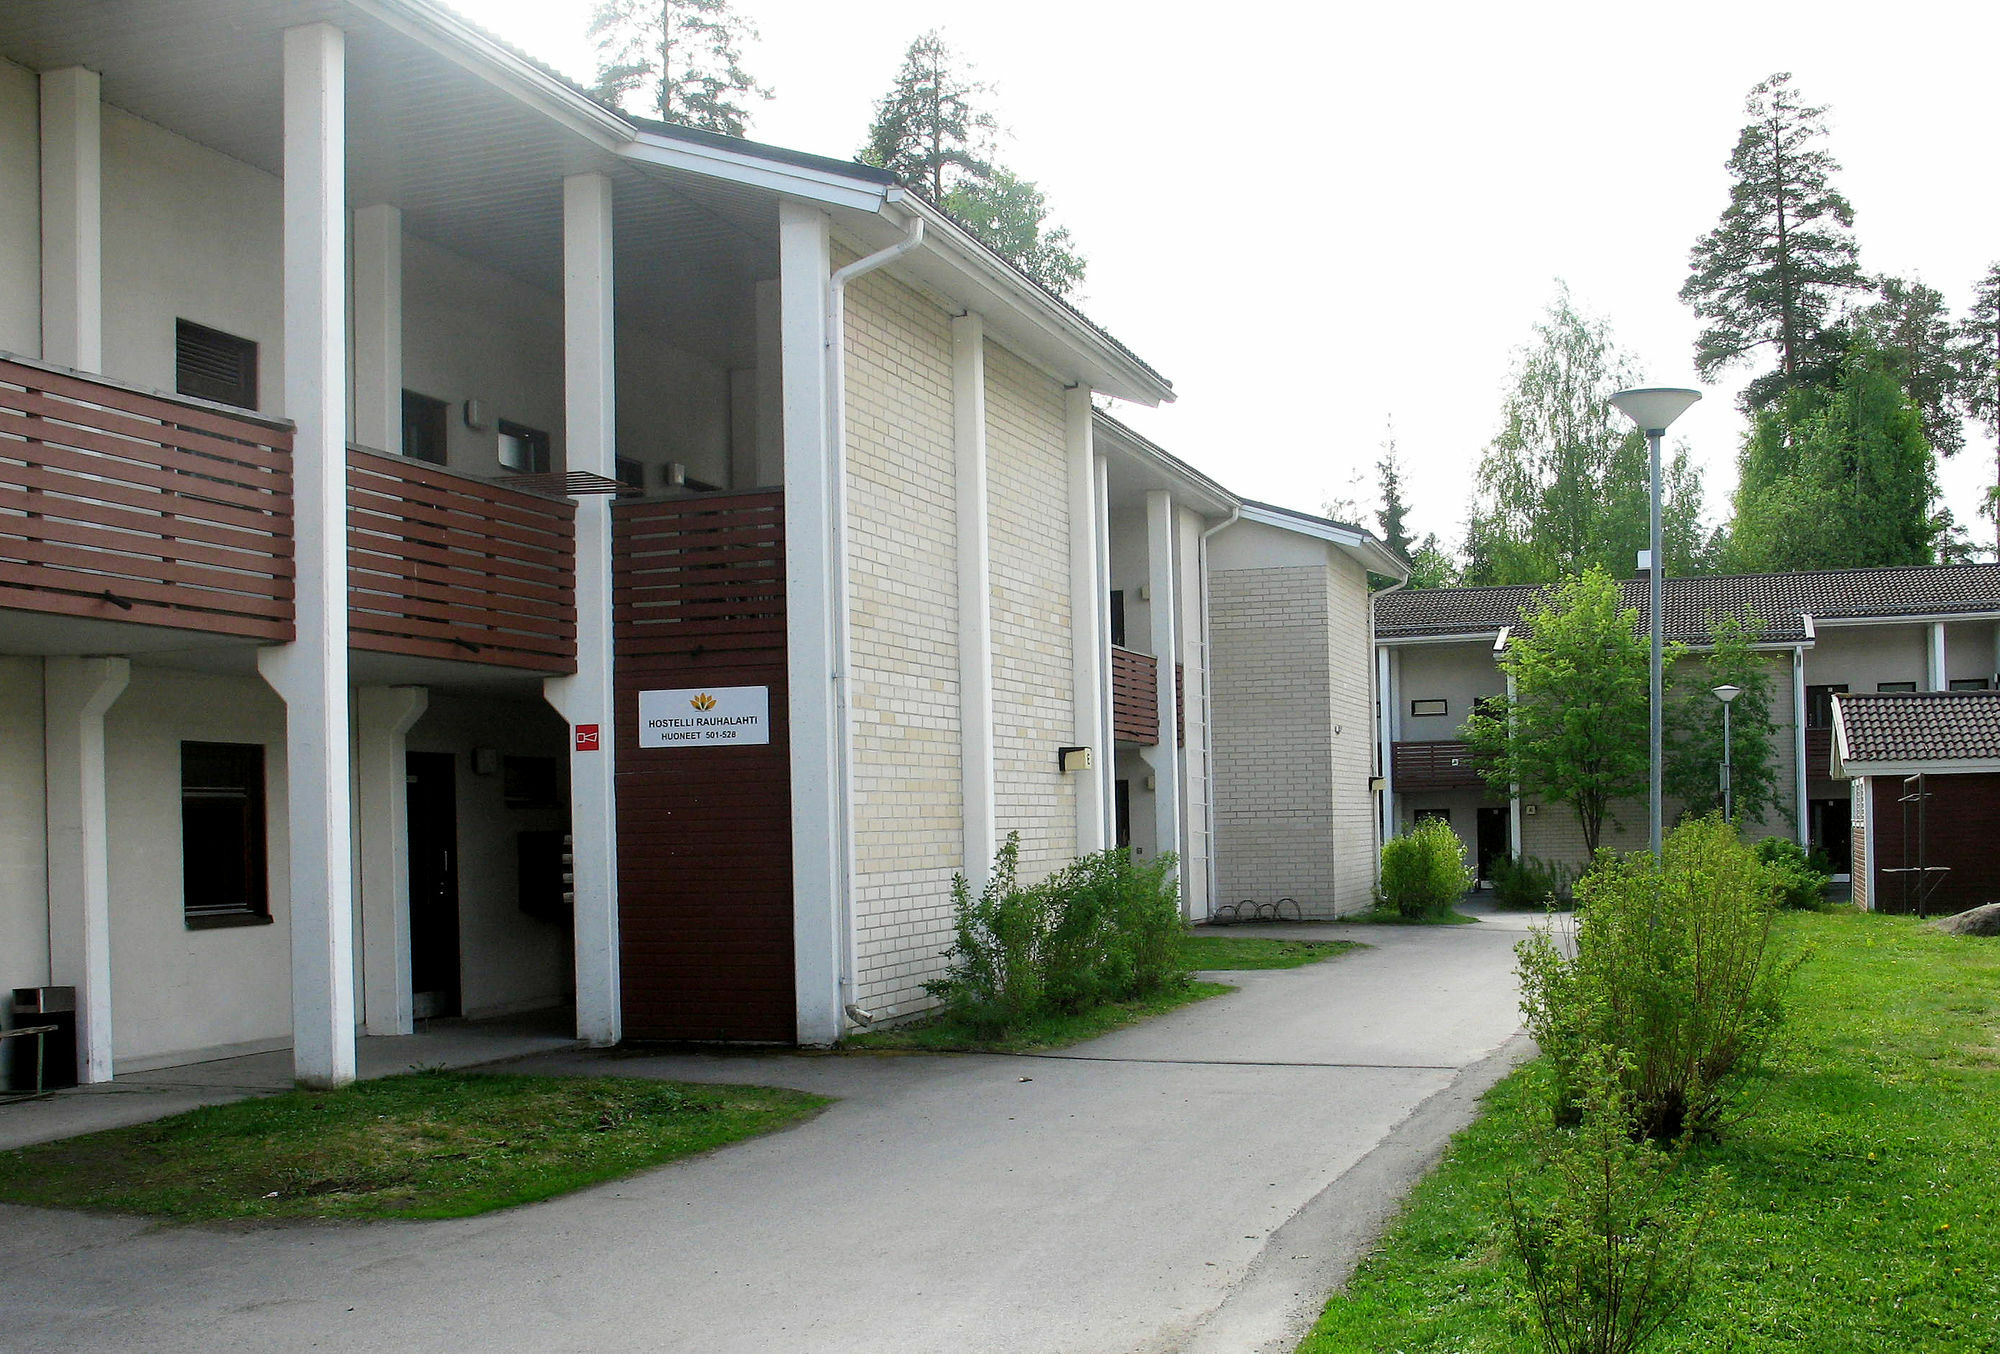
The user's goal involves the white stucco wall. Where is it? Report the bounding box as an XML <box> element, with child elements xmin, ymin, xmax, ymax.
<box><xmin>0</xmin><ymin>658</ymin><xmax>49</xmax><ymax>997</ymax></box>
<box><xmin>1807</xmin><ymin>624</ymin><xmax>1929</xmax><ymax>693</ymax></box>
<box><xmin>1390</xmin><ymin>642</ymin><xmax>1501</xmax><ymax>740</ymax></box>
<box><xmin>0</xmin><ymin>59</ymin><xmax>39</xmax><ymax>357</ymax></box>
<box><xmin>104</xmin><ymin>667</ymin><xmax>294</xmax><ymax>1071</ymax></box>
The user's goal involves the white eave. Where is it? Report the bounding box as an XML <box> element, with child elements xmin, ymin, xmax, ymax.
<box><xmin>1237</xmin><ymin>502</ymin><xmax>1408</xmax><ymax>580</ymax></box>
<box><xmin>1091</xmin><ymin>413</ymin><xmax>1238</xmax><ymax>517</ymax></box>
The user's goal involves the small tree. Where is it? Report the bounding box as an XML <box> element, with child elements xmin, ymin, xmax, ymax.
<box><xmin>1462</xmin><ymin>568</ymin><xmax>1651</xmax><ymax>854</ymax></box>
<box><xmin>860</xmin><ymin>30</ymin><xmax>996</xmax><ymax>201</ymax></box>
<box><xmin>1378</xmin><ymin>818</ymin><xmax>1474</xmax><ymax>919</ymax></box>
<box><xmin>588</xmin><ymin>0</ymin><xmax>770</xmax><ymax>136</ymax></box>
<box><xmin>941</xmin><ymin>168</ymin><xmax>1086</xmax><ymax>297</ymax></box>
<box><xmin>1960</xmin><ymin>261</ymin><xmax>2000</xmax><ymax>553</ymax></box>
<box><xmin>1664</xmin><ymin>616</ymin><xmax>1784</xmax><ymax>828</ymax></box>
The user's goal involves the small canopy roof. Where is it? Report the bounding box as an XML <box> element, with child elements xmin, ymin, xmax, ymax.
<box><xmin>1832</xmin><ymin>690</ymin><xmax>2000</xmax><ymax>778</ymax></box>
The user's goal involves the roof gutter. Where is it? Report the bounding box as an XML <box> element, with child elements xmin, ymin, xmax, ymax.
<box><xmin>825</xmin><ymin>215</ymin><xmax>926</xmax><ymax>1030</ymax></box>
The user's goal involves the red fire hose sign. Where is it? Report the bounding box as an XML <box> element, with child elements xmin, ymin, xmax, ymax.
<box><xmin>574</xmin><ymin>724</ymin><xmax>601</xmax><ymax>752</ymax></box>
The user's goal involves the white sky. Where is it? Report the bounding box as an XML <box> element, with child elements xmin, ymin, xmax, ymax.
<box><xmin>455</xmin><ymin>0</ymin><xmax>2000</xmax><ymax>557</ymax></box>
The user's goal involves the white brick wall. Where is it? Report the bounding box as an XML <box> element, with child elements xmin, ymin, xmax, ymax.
<box><xmin>841</xmin><ymin>266</ymin><xmax>963</xmax><ymax>1017</ymax></box>
<box><xmin>984</xmin><ymin>340</ymin><xmax>1078</xmax><ymax>883</ymax></box>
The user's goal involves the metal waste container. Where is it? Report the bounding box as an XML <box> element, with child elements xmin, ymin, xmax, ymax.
<box><xmin>8</xmin><ymin>987</ymin><xmax>77</xmax><ymax>1091</ymax></box>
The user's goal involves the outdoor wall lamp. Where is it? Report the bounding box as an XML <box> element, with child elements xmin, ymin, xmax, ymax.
<box><xmin>1058</xmin><ymin>746</ymin><xmax>1093</xmax><ymax>774</ymax></box>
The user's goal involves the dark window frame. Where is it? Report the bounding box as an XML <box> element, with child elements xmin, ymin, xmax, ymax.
<box><xmin>1876</xmin><ymin>681</ymin><xmax>1918</xmax><ymax>694</ymax></box>
<box><xmin>1109</xmin><ymin>591</ymin><xmax>1127</xmax><ymax>648</ymax></box>
<box><xmin>1805</xmin><ymin>684</ymin><xmax>1847</xmax><ymax>729</ymax></box>
<box><xmin>180</xmin><ymin>741</ymin><xmax>272</xmax><ymax>929</ymax></box>
<box><xmin>1410</xmin><ymin>698</ymin><xmax>1449</xmax><ymax>717</ymax></box>
<box><xmin>401</xmin><ymin>389</ymin><xmax>450</xmax><ymax>465</ymax></box>
<box><xmin>1948</xmin><ymin>678</ymin><xmax>1992</xmax><ymax>691</ymax></box>
<box><xmin>497</xmin><ymin>419</ymin><xmax>551</xmax><ymax>474</ymax></box>
<box><xmin>175</xmin><ymin>319</ymin><xmax>259</xmax><ymax>410</ymax></box>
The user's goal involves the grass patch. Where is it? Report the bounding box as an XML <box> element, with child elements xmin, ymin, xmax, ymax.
<box><xmin>0</xmin><ymin>1070</ymin><xmax>826</xmax><ymax>1222</ymax></box>
<box><xmin>1299</xmin><ymin>910</ymin><xmax>2000</xmax><ymax>1353</ymax></box>
<box><xmin>1181</xmin><ymin>935</ymin><xmax>1360</xmax><ymax>970</ymax></box>
<box><xmin>847</xmin><ymin>980</ymin><xmax>1234</xmax><ymax>1054</ymax></box>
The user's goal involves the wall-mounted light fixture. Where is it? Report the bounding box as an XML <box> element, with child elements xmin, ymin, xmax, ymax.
<box><xmin>463</xmin><ymin>399</ymin><xmax>490</xmax><ymax>431</ymax></box>
<box><xmin>1057</xmin><ymin>746</ymin><xmax>1093</xmax><ymax>774</ymax></box>
<box><xmin>472</xmin><ymin>746</ymin><xmax>500</xmax><ymax>776</ymax></box>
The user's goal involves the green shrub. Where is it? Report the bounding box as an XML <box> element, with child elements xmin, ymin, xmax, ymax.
<box><xmin>1504</xmin><ymin>1050</ymin><xmax>1719</xmax><ymax>1354</ymax></box>
<box><xmin>1516</xmin><ymin>816</ymin><xmax>1798</xmax><ymax>1141</ymax></box>
<box><xmin>1491</xmin><ymin>854</ymin><xmax>1578</xmax><ymax>910</ymax></box>
<box><xmin>1751</xmin><ymin>836</ymin><xmax>1832</xmax><ymax>910</ymax></box>
<box><xmin>927</xmin><ymin>834</ymin><xmax>1189</xmax><ymax>1035</ymax></box>
<box><xmin>1379</xmin><ymin>818</ymin><xmax>1476</xmax><ymax>919</ymax></box>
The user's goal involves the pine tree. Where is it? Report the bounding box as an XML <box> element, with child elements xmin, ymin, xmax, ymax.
<box><xmin>1375</xmin><ymin>429</ymin><xmax>1414</xmax><ymax>562</ymax></box>
<box><xmin>588</xmin><ymin>0</ymin><xmax>769</xmax><ymax>137</ymax></box>
<box><xmin>1857</xmin><ymin>276</ymin><xmax>1963</xmax><ymax>458</ymax></box>
<box><xmin>860</xmin><ymin>31</ymin><xmax>995</xmax><ymax>201</ymax></box>
<box><xmin>1960</xmin><ymin>262</ymin><xmax>2000</xmax><ymax>553</ymax></box>
<box><xmin>941</xmin><ymin>169</ymin><xmax>1087</xmax><ymax>297</ymax></box>
<box><xmin>1463</xmin><ymin>288</ymin><xmax>1706</xmax><ymax>586</ymax></box>
<box><xmin>1681</xmin><ymin>73</ymin><xmax>1867</xmax><ymax>405</ymax></box>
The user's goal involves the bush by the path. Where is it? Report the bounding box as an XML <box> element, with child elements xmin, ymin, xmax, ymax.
<box><xmin>1380</xmin><ymin>818</ymin><xmax>1476</xmax><ymax>919</ymax></box>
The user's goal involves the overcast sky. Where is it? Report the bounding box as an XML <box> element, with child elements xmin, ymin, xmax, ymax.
<box><xmin>457</xmin><ymin>0</ymin><xmax>2000</xmax><ymax>559</ymax></box>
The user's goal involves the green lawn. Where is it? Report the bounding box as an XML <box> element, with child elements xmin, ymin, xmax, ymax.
<box><xmin>1182</xmin><ymin>935</ymin><xmax>1361</xmax><ymax>970</ymax></box>
<box><xmin>846</xmin><ymin>980</ymin><xmax>1235</xmax><ymax>1054</ymax></box>
<box><xmin>1299</xmin><ymin>910</ymin><xmax>2000</xmax><ymax>1353</ymax></box>
<box><xmin>0</xmin><ymin>1070</ymin><xmax>826</xmax><ymax>1222</ymax></box>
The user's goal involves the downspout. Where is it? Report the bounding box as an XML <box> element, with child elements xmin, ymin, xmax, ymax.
<box><xmin>1196</xmin><ymin>503</ymin><xmax>1240</xmax><ymax>916</ymax></box>
<box><xmin>825</xmin><ymin>214</ymin><xmax>924</xmax><ymax>1029</ymax></box>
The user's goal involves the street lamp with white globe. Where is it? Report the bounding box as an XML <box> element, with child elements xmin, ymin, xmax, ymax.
<box><xmin>1712</xmin><ymin>682</ymin><xmax>1743</xmax><ymax>822</ymax></box>
<box><xmin>1610</xmin><ymin>386</ymin><xmax>1702</xmax><ymax>858</ymax></box>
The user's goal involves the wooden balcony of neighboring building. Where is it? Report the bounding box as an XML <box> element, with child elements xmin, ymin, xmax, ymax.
<box><xmin>1392</xmin><ymin>740</ymin><xmax>1488</xmax><ymax>792</ymax></box>
<box><xmin>1805</xmin><ymin>726</ymin><xmax>1834</xmax><ymax>779</ymax></box>
<box><xmin>0</xmin><ymin>354</ymin><xmax>296</xmax><ymax>641</ymax></box>
<box><xmin>347</xmin><ymin>447</ymin><xmax>577</xmax><ymax>672</ymax></box>
<box><xmin>1111</xmin><ymin>645</ymin><xmax>1185</xmax><ymax>747</ymax></box>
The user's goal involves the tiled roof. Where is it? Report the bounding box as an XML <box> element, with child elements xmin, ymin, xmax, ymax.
<box><xmin>1835</xmin><ymin>691</ymin><xmax>2000</xmax><ymax>765</ymax></box>
<box><xmin>1376</xmin><ymin>565</ymin><xmax>2000</xmax><ymax>642</ymax></box>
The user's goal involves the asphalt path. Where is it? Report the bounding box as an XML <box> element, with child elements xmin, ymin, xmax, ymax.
<box><xmin>0</xmin><ymin>908</ymin><xmax>1535</xmax><ymax>1354</ymax></box>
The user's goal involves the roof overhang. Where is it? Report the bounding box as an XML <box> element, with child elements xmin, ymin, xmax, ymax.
<box><xmin>1091</xmin><ymin>414</ymin><xmax>1237</xmax><ymax>517</ymax></box>
<box><xmin>1237</xmin><ymin>502</ymin><xmax>1408</xmax><ymax>580</ymax></box>
<box><xmin>1810</xmin><ymin>611</ymin><xmax>2000</xmax><ymax>629</ymax></box>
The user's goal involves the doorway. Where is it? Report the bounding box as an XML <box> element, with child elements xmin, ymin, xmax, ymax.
<box><xmin>1809</xmin><ymin>798</ymin><xmax>1853</xmax><ymax>880</ymax></box>
<box><xmin>1476</xmin><ymin>806</ymin><xmax>1510</xmax><ymax>887</ymax></box>
<box><xmin>407</xmin><ymin>751</ymin><xmax>460</xmax><ymax>1019</ymax></box>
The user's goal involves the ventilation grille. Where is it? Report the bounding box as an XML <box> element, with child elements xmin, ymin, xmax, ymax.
<box><xmin>175</xmin><ymin>319</ymin><xmax>258</xmax><ymax>410</ymax></box>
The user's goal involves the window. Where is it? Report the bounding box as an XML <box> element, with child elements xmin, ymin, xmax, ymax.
<box><xmin>1876</xmin><ymin>681</ymin><xmax>1918</xmax><ymax>693</ymax></box>
<box><xmin>615</xmin><ymin>455</ymin><xmax>645</xmax><ymax>490</ymax></box>
<box><xmin>1413</xmin><ymin>808</ymin><xmax>1452</xmax><ymax>826</ymax></box>
<box><xmin>497</xmin><ymin>419</ymin><xmax>551</xmax><ymax>473</ymax></box>
<box><xmin>1410</xmin><ymin>698</ymin><xmax>1449</xmax><ymax>717</ymax></box>
<box><xmin>1114</xmin><ymin>779</ymin><xmax>1131</xmax><ymax>849</ymax></box>
<box><xmin>1805</xmin><ymin>684</ymin><xmax>1847</xmax><ymax>728</ymax></box>
<box><xmin>181</xmin><ymin>742</ymin><xmax>269</xmax><ymax>928</ymax></box>
<box><xmin>175</xmin><ymin>319</ymin><xmax>258</xmax><ymax>409</ymax></box>
<box><xmin>1949</xmin><ymin>678</ymin><xmax>1991</xmax><ymax>691</ymax></box>
<box><xmin>1109</xmin><ymin>591</ymin><xmax>1127</xmax><ymax>647</ymax></box>
<box><xmin>401</xmin><ymin>390</ymin><xmax>449</xmax><ymax>464</ymax></box>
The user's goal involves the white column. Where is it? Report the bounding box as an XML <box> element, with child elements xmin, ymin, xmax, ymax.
<box><xmin>1094</xmin><ymin>452</ymin><xmax>1115</xmax><ymax>844</ymax></box>
<box><xmin>1375</xmin><ymin>645</ymin><xmax>1395</xmax><ymax>846</ymax></box>
<box><xmin>355</xmin><ymin>685</ymin><xmax>427</xmax><ymax>1036</ymax></box>
<box><xmin>1067</xmin><ymin>387</ymin><xmax>1107</xmax><ymax>854</ymax></box>
<box><xmin>1140</xmin><ymin>488</ymin><xmax>1182</xmax><ymax>884</ymax></box>
<box><xmin>542</xmin><ymin>171</ymin><xmax>621</xmax><ymax>1047</ymax></box>
<box><xmin>352</xmin><ymin>203</ymin><xmax>402</xmax><ymax>455</ymax></box>
<box><xmin>952</xmin><ymin>313</ymin><xmax>997</xmax><ymax>881</ymax></box>
<box><xmin>754</xmin><ymin>278</ymin><xmax>785</xmax><ymax>488</ymax></box>
<box><xmin>778</xmin><ymin>201</ymin><xmax>842</xmax><ymax>1047</ymax></box>
<box><xmin>1505</xmin><ymin>669</ymin><xmax>1523</xmax><ymax>859</ymax></box>
<box><xmin>1793</xmin><ymin>646</ymin><xmax>1810</xmax><ymax>847</ymax></box>
<box><xmin>43</xmin><ymin>657</ymin><xmax>128</xmax><ymax>1084</ymax></box>
<box><xmin>1927</xmin><ymin>622</ymin><xmax>1946</xmax><ymax>692</ymax></box>
<box><xmin>39</xmin><ymin>67</ymin><xmax>101</xmax><ymax>372</ymax></box>
<box><xmin>256</xmin><ymin>22</ymin><xmax>354</xmax><ymax>1089</ymax></box>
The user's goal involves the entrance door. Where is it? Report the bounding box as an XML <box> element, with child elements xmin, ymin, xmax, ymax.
<box><xmin>1475</xmin><ymin>806</ymin><xmax>1510</xmax><ymax>886</ymax></box>
<box><xmin>1809</xmin><ymin>798</ymin><xmax>1853</xmax><ymax>880</ymax></box>
<box><xmin>406</xmin><ymin>751</ymin><xmax>460</xmax><ymax>1019</ymax></box>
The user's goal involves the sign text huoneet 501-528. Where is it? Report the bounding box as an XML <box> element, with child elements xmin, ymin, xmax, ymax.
<box><xmin>637</xmin><ymin>686</ymin><xmax>771</xmax><ymax>748</ymax></box>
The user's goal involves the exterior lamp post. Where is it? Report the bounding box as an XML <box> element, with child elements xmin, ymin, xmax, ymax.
<box><xmin>1609</xmin><ymin>386</ymin><xmax>1702</xmax><ymax>858</ymax></box>
<box><xmin>1712</xmin><ymin>682</ymin><xmax>1743</xmax><ymax>822</ymax></box>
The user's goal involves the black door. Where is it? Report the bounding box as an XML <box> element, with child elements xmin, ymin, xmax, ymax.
<box><xmin>407</xmin><ymin>751</ymin><xmax>460</xmax><ymax>1019</ymax></box>
<box><xmin>1476</xmin><ymin>806</ymin><xmax>1510</xmax><ymax>886</ymax></box>
<box><xmin>1809</xmin><ymin>799</ymin><xmax>1853</xmax><ymax>877</ymax></box>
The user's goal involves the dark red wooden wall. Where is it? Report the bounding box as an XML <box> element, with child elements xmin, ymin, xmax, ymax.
<box><xmin>1867</xmin><ymin>773</ymin><xmax>2000</xmax><ymax>916</ymax></box>
<box><xmin>612</xmin><ymin>491</ymin><xmax>794</xmax><ymax>1040</ymax></box>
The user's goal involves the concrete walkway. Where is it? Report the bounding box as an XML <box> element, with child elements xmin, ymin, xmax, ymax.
<box><xmin>0</xmin><ymin>909</ymin><xmax>1535</xmax><ymax>1354</ymax></box>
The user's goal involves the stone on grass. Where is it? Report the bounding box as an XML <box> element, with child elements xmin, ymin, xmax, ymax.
<box><xmin>1926</xmin><ymin>903</ymin><xmax>2000</xmax><ymax>937</ymax></box>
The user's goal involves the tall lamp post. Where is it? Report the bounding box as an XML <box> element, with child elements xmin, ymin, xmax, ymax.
<box><xmin>1712</xmin><ymin>683</ymin><xmax>1743</xmax><ymax>822</ymax></box>
<box><xmin>1610</xmin><ymin>387</ymin><xmax>1702</xmax><ymax>858</ymax></box>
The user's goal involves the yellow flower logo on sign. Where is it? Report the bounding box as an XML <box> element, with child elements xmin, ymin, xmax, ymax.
<box><xmin>690</xmin><ymin>692</ymin><xmax>717</xmax><ymax>711</ymax></box>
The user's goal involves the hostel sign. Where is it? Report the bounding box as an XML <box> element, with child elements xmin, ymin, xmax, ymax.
<box><xmin>638</xmin><ymin>686</ymin><xmax>771</xmax><ymax>748</ymax></box>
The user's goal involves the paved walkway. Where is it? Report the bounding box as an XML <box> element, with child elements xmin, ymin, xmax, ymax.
<box><xmin>0</xmin><ymin>909</ymin><xmax>1535</xmax><ymax>1354</ymax></box>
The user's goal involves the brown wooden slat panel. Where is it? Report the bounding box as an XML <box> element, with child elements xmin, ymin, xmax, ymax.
<box><xmin>346</xmin><ymin>529</ymin><xmax>570</xmax><ymax>598</ymax></box>
<box><xmin>1</xmin><ymin>458</ymin><xmax>290</xmax><ymax>537</ymax></box>
<box><xmin>0</xmin><ymin>578</ymin><xmax>293</xmax><ymax>640</ymax></box>
<box><xmin>1805</xmin><ymin>727</ymin><xmax>1834</xmax><ymax>779</ymax></box>
<box><xmin>347</xmin><ymin>561</ymin><xmax>573</xmax><ymax>624</ymax></box>
<box><xmin>1</xmin><ymin>358</ymin><xmax>293</xmax><ymax>448</ymax></box>
<box><xmin>348</xmin><ymin>446</ymin><xmax>571</xmax><ymax>523</ymax></box>
<box><xmin>1</xmin><ymin>508</ymin><xmax>294</xmax><ymax>579</ymax></box>
<box><xmin>1111</xmin><ymin>645</ymin><xmax>1159</xmax><ymax>744</ymax></box>
<box><xmin>614</xmin><ymin>491</ymin><xmax>794</xmax><ymax>1042</ymax></box>
<box><xmin>348</xmin><ymin>485</ymin><xmax>572</xmax><ymax>554</ymax></box>
<box><xmin>0</xmin><ymin>533</ymin><xmax>296</xmax><ymax>602</ymax></box>
<box><xmin>0</xmin><ymin>485</ymin><xmax>294</xmax><ymax>561</ymax></box>
<box><xmin>0</xmin><ymin>401</ymin><xmax>291</xmax><ymax>484</ymax></box>
<box><xmin>1392</xmin><ymin>740</ymin><xmax>1489</xmax><ymax>791</ymax></box>
<box><xmin>5</xmin><ymin>427</ymin><xmax>287</xmax><ymax>514</ymax></box>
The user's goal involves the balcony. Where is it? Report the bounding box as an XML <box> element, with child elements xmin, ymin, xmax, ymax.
<box><xmin>1392</xmin><ymin>740</ymin><xmax>1488</xmax><ymax>792</ymax></box>
<box><xmin>0</xmin><ymin>355</ymin><xmax>295</xmax><ymax>641</ymax></box>
<box><xmin>1112</xmin><ymin>644</ymin><xmax>1158</xmax><ymax>744</ymax></box>
<box><xmin>347</xmin><ymin>448</ymin><xmax>577</xmax><ymax>672</ymax></box>
<box><xmin>1806</xmin><ymin>726</ymin><xmax>1834</xmax><ymax>779</ymax></box>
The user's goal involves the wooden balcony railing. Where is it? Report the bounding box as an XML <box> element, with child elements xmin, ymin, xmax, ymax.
<box><xmin>1112</xmin><ymin>644</ymin><xmax>1158</xmax><ymax>744</ymax></box>
<box><xmin>0</xmin><ymin>355</ymin><xmax>295</xmax><ymax>640</ymax></box>
<box><xmin>347</xmin><ymin>447</ymin><xmax>576</xmax><ymax>671</ymax></box>
<box><xmin>1805</xmin><ymin>726</ymin><xmax>1834</xmax><ymax>779</ymax></box>
<box><xmin>1392</xmin><ymin>740</ymin><xmax>1488</xmax><ymax>791</ymax></box>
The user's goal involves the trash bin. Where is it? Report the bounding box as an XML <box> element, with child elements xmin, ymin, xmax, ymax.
<box><xmin>8</xmin><ymin>987</ymin><xmax>77</xmax><ymax>1092</ymax></box>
